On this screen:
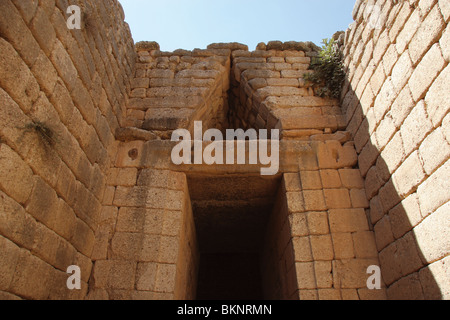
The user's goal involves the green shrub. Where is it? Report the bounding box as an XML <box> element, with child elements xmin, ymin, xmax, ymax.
<box><xmin>304</xmin><ymin>38</ymin><xmax>345</xmax><ymax>99</ymax></box>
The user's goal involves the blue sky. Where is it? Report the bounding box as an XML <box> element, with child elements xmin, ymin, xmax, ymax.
<box><xmin>119</xmin><ymin>0</ymin><xmax>356</xmax><ymax>51</ymax></box>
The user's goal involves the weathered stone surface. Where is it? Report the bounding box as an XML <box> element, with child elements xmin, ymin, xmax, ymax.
<box><xmin>408</xmin><ymin>5</ymin><xmax>445</xmax><ymax>65</ymax></box>
<box><xmin>0</xmin><ymin>145</ymin><xmax>34</xmax><ymax>205</ymax></box>
<box><xmin>409</xmin><ymin>44</ymin><xmax>445</xmax><ymax>102</ymax></box>
<box><xmin>425</xmin><ymin>64</ymin><xmax>450</xmax><ymax>127</ymax></box>
<box><xmin>329</xmin><ymin>208</ymin><xmax>370</xmax><ymax>233</ymax></box>
<box><xmin>115</xmin><ymin>127</ymin><xmax>158</xmax><ymax>142</ymax></box>
<box><xmin>414</xmin><ymin>202</ymin><xmax>450</xmax><ymax>263</ymax></box>
<box><xmin>0</xmin><ymin>0</ymin><xmax>448</xmax><ymax>301</ymax></box>
<box><xmin>114</xmin><ymin>186</ymin><xmax>184</xmax><ymax>211</ymax></box>
<box><xmin>317</xmin><ymin>141</ymin><xmax>358</xmax><ymax>169</ymax></box>
<box><xmin>332</xmin><ymin>259</ymin><xmax>379</xmax><ymax>289</ymax></box>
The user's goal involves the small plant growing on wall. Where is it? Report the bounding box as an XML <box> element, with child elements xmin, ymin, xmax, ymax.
<box><xmin>20</xmin><ymin>121</ymin><xmax>57</xmax><ymax>147</ymax></box>
<box><xmin>304</xmin><ymin>38</ymin><xmax>345</xmax><ymax>99</ymax></box>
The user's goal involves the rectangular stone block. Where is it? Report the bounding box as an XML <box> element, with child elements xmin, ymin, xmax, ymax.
<box><xmin>303</xmin><ymin>190</ymin><xmax>327</xmax><ymax>211</ymax></box>
<box><xmin>274</xmin><ymin>63</ymin><xmax>292</xmax><ymax>71</ymax></box>
<box><xmin>29</xmin><ymin>7</ymin><xmax>56</xmax><ymax>57</ymax></box>
<box><xmin>176</xmin><ymin>69</ymin><xmax>220</xmax><ymax>79</ymax></box>
<box><xmin>111</xmin><ymin>232</ymin><xmax>143</xmax><ymax>260</ymax></box>
<box><xmin>266</xmin><ymin>78</ymin><xmax>299</xmax><ymax>87</ymax></box>
<box><xmin>9</xmin><ymin>250</ymin><xmax>53</xmax><ymax>300</ymax></box>
<box><xmin>390</xmin><ymin>50</ymin><xmax>413</xmax><ymax>92</ymax></box>
<box><xmin>425</xmin><ymin>64</ymin><xmax>450</xmax><ymax>127</ymax></box>
<box><xmin>315</xmin><ymin>261</ymin><xmax>333</xmax><ymax>289</ymax></box>
<box><xmin>310</xmin><ymin>235</ymin><xmax>334</xmax><ymax>261</ymax></box>
<box><xmin>388</xmin><ymin>193</ymin><xmax>422</xmax><ymax>240</ymax></box>
<box><xmin>299</xmin><ymin>171</ymin><xmax>322</xmax><ymax>190</ymax></box>
<box><xmin>350</xmin><ymin>189</ymin><xmax>369</xmax><ymax>208</ymax></box>
<box><xmin>380</xmin><ymin>131</ymin><xmax>405</xmax><ymax>174</ymax></box>
<box><xmin>140</xmin><ymin>234</ymin><xmax>162</xmax><ymax>262</ymax></box>
<box><xmin>283</xmin><ymin>173</ymin><xmax>302</xmax><ymax>192</ymax></box>
<box><xmin>71</xmin><ymin>218</ymin><xmax>96</xmax><ymax>257</ymax></box>
<box><xmin>281</xmin><ymin>70</ymin><xmax>309</xmax><ymax>78</ymax></box>
<box><xmin>441</xmin><ymin>24</ymin><xmax>450</xmax><ymax>62</ymax></box>
<box><xmin>50</xmin><ymin>39</ymin><xmax>79</xmax><ymax>92</ymax></box>
<box><xmin>113</xmin><ymin>186</ymin><xmax>184</xmax><ymax>211</ymax></box>
<box><xmin>155</xmin><ymin>263</ymin><xmax>177</xmax><ymax>293</ymax></box>
<box><xmin>285</xmin><ymin>57</ymin><xmax>310</xmax><ymax>64</ymax></box>
<box><xmin>306</xmin><ymin>212</ymin><xmax>329</xmax><ymax>235</ymax></box>
<box><xmin>418</xmin><ymin>128</ymin><xmax>450</xmax><ymax>175</ymax></box>
<box><xmin>292</xmin><ymin>237</ymin><xmax>313</xmax><ymax>262</ymax></box>
<box><xmin>0</xmin><ymin>235</ymin><xmax>21</xmax><ymax>291</ymax></box>
<box><xmin>396</xmin><ymin>10</ymin><xmax>421</xmax><ymax>54</ymax></box>
<box><xmin>369</xmin><ymin>62</ymin><xmax>386</xmax><ymax>97</ymax></box>
<box><xmin>352</xmin><ymin>231</ymin><xmax>378</xmax><ymax>258</ymax></box>
<box><xmin>288</xmin><ymin>213</ymin><xmax>309</xmax><ymax>237</ymax></box>
<box><xmin>131</xmin><ymin>78</ymin><xmax>150</xmax><ymax>89</ymax></box>
<box><xmin>317</xmin><ymin>141</ymin><xmax>358</xmax><ymax>170</ymax></box>
<box><xmin>414</xmin><ymin>202</ymin><xmax>450</xmax><ymax>264</ymax></box>
<box><xmin>392</xmin><ymin>151</ymin><xmax>426</xmax><ymax>198</ymax></box>
<box><xmin>408</xmin><ymin>4</ymin><xmax>445</xmax><ymax>65</ymax></box>
<box><xmin>324</xmin><ymin>189</ymin><xmax>352</xmax><ymax>209</ymax></box>
<box><xmin>396</xmin><ymin>232</ymin><xmax>425</xmax><ymax>276</ymax></box>
<box><xmin>286</xmin><ymin>192</ymin><xmax>305</xmax><ymax>213</ymax></box>
<box><xmin>255</xmin><ymin>86</ymin><xmax>309</xmax><ymax>101</ymax></box>
<box><xmin>295</xmin><ymin>262</ymin><xmax>316</xmax><ymax>290</ymax></box>
<box><xmin>409</xmin><ymin>44</ymin><xmax>445</xmax><ymax>102</ymax></box>
<box><xmin>137</xmin><ymin>169</ymin><xmax>186</xmax><ymax>191</ymax></box>
<box><xmin>25</xmin><ymin>177</ymin><xmax>59</xmax><ymax>228</ymax></box>
<box><xmin>107</xmin><ymin>168</ymin><xmax>138</xmax><ymax>187</ymax></box>
<box><xmin>93</xmin><ymin>260</ymin><xmax>137</xmax><ymax>290</ymax></box>
<box><xmin>0</xmin><ymin>144</ymin><xmax>34</xmax><ymax>205</ymax></box>
<box><xmin>158</xmin><ymin>236</ymin><xmax>179</xmax><ymax>264</ymax></box>
<box><xmin>332</xmin><ymin>233</ymin><xmax>355</xmax><ymax>259</ymax></box>
<box><xmin>116</xmin><ymin>207</ymin><xmax>148</xmax><ymax>233</ymax></box>
<box><xmin>329</xmin><ymin>208</ymin><xmax>369</xmax><ymax>233</ymax></box>
<box><xmin>419</xmin><ymin>256</ymin><xmax>450</xmax><ymax>300</ymax></box>
<box><xmin>386</xmin><ymin>274</ymin><xmax>424</xmax><ymax>300</ymax></box>
<box><xmin>378</xmin><ymin>179</ymin><xmax>402</xmax><ymax>214</ymax></box>
<box><xmin>318</xmin><ymin>289</ymin><xmax>341</xmax><ymax>300</ymax></box>
<box><xmin>373</xmin><ymin>78</ymin><xmax>396</xmax><ymax>123</ymax></box>
<box><xmin>147</xmin><ymin>69</ymin><xmax>174</xmax><ymax>78</ymax></box>
<box><xmin>0</xmin><ymin>39</ymin><xmax>40</xmax><ymax>113</ymax></box>
<box><xmin>130</xmin><ymin>88</ymin><xmax>146</xmax><ymax>98</ymax></box>
<box><xmin>320</xmin><ymin>170</ymin><xmax>342</xmax><ymax>189</ymax></box>
<box><xmin>147</xmin><ymin>86</ymin><xmax>209</xmax><ymax>98</ymax></box>
<box><xmin>339</xmin><ymin>169</ymin><xmax>364</xmax><ymax>189</ymax></box>
<box><xmin>136</xmin><ymin>262</ymin><xmax>158</xmax><ymax>291</ymax></box>
<box><xmin>372</xmin><ymin>31</ymin><xmax>390</xmax><ymax>65</ymax></box>
<box><xmin>31</xmin><ymin>51</ymin><xmax>58</xmax><ymax>96</ymax></box>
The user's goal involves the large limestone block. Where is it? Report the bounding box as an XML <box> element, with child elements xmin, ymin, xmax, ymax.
<box><xmin>316</xmin><ymin>141</ymin><xmax>358</xmax><ymax>169</ymax></box>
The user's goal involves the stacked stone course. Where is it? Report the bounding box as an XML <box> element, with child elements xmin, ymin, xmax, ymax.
<box><xmin>0</xmin><ymin>0</ymin><xmax>135</xmax><ymax>300</ymax></box>
<box><xmin>342</xmin><ymin>0</ymin><xmax>449</xmax><ymax>300</ymax></box>
<box><xmin>0</xmin><ymin>0</ymin><xmax>448</xmax><ymax>300</ymax></box>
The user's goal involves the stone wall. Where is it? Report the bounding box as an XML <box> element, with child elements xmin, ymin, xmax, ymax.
<box><xmin>89</xmin><ymin>169</ymin><xmax>198</xmax><ymax>300</ymax></box>
<box><xmin>0</xmin><ymin>0</ymin><xmax>135</xmax><ymax>299</ymax></box>
<box><xmin>229</xmin><ymin>42</ymin><xmax>346</xmax><ymax>138</ymax></box>
<box><xmin>341</xmin><ymin>0</ymin><xmax>449</xmax><ymax>299</ymax></box>
<box><xmin>0</xmin><ymin>0</ymin><xmax>448</xmax><ymax>301</ymax></box>
<box><xmin>124</xmin><ymin>42</ymin><xmax>235</xmax><ymax>139</ymax></box>
<box><xmin>92</xmin><ymin>40</ymin><xmax>385</xmax><ymax>300</ymax></box>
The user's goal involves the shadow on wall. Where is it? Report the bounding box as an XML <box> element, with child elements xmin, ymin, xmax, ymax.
<box><xmin>340</xmin><ymin>0</ymin><xmax>449</xmax><ymax>300</ymax></box>
<box><xmin>345</xmin><ymin>84</ymin><xmax>446</xmax><ymax>300</ymax></box>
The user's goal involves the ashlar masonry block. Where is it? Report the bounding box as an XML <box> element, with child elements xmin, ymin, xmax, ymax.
<box><xmin>317</xmin><ymin>141</ymin><xmax>358</xmax><ymax>169</ymax></box>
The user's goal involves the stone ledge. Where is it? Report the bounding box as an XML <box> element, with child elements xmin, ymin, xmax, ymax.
<box><xmin>116</xmin><ymin>127</ymin><xmax>158</xmax><ymax>142</ymax></box>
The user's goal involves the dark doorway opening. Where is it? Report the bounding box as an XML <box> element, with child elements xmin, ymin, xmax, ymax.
<box><xmin>188</xmin><ymin>174</ymin><xmax>282</xmax><ymax>300</ymax></box>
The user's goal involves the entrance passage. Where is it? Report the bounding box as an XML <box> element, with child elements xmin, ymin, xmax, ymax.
<box><xmin>188</xmin><ymin>174</ymin><xmax>282</xmax><ymax>300</ymax></box>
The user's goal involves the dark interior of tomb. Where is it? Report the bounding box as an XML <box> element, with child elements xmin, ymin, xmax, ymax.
<box><xmin>188</xmin><ymin>174</ymin><xmax>282</xmax><ymax>300</ymax></box>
